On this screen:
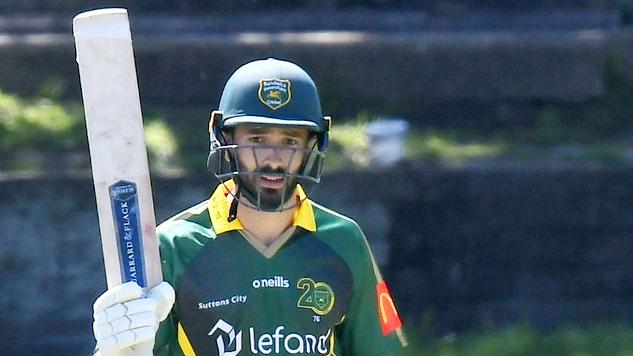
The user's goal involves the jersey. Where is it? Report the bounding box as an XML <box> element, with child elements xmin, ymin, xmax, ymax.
<box><xmin>154</xmin><ymin>180</ymin><xmax>408</xmax><ymax>355</ymax></box>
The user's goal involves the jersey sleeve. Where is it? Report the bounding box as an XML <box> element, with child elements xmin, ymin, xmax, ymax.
<box><xmin>153</xmin><ymin>220</ymin><xmax>209</xmax><ymax>356</ymax></box>
<box><xmin>153</xmin><ymin>223</ymin><xmax>184</xmax><ymax>356</ymax></box>
<box><xmin>335</xmin><ymin>225</ymin><xmax>408</xmax><ymax>355</ymax></box>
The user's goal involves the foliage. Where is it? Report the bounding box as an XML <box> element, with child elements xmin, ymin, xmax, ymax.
<box><xmin>0</xmin><ymin>90</ymin><xmax>182</xmax><ymax>173</ymax></box>
<box><xmin>0</xmin><ymin>90</ymin><xmax>84</xmax><ymax>151</ymax></box>
<box><xmin>407</xmin><ymin>131</ymin><xmax>504</xmax><ymax>163</ymax></box>
<box><xmin>144</xmin><ymin>120</ymin><xmax>180</xmax><ymax>171</ymax></box>
<box><xmin>326</xmin><ymin>112</ymin><xmax>371</xmax><ymax>169</ymax></box>
<box><xmin>1</xmin><ymin>89</ymin><xmax>632</xmax><ymax>174</ymax></box>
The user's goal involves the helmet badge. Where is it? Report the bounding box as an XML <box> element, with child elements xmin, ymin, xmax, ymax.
<box><xmin>258</xmin><ymin>78</ymin><xmax>291</xmax><ymax>110</ymax></box>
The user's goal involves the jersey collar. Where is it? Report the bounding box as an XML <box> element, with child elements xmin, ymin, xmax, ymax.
<box><xmin>208</xmin><ymin>179</ymin><xmax>317</xmax><ymax>234</ymax></box>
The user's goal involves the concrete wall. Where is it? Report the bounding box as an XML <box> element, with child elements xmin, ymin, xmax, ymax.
<box><xmin>2</xmin><ymin>163</ymin><xmax>633</xmax><ymax>353</ymax></box>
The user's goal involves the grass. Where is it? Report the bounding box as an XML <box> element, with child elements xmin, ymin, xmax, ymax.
<box><xmin>407</xmin><ymin>324</ymin><xmax>633</xmax><ymax>356</ymax></box>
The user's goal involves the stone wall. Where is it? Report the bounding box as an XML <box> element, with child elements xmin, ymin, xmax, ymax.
<box><xmin>2</xmin><ymin>163</ymin><xmax>633</xmax><ymax>353</ymax></box>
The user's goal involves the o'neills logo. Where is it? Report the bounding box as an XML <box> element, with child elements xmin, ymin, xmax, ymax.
<box><xmin>208</xmin><ymin>319</ymin><xmax>332</xmax><ymax>355</ymax></box>
<box><xmin>252</xmin><ymin>276</ymin><xmax>289</xmax><ymax>289</ymax></box>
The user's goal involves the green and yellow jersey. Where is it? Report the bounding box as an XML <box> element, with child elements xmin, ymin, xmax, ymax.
<box><xmin>154</xmin><ymin>180</ymin><xmax>407</xmax><ymax>355</ymax></box>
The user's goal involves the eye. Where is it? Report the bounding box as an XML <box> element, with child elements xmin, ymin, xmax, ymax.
<box><xmin>248</xmin><ymin>136</ymin><xmax>264</xmax><ymax>144</ymax></box>
<box><xmin>284</xmin><ymin>138</ymin><xmax>299</xmax><ymax>146</ymax></box>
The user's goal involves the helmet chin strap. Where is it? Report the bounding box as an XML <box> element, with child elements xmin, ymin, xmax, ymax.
<box><xmin>227</xmin><ymin>186</ymin><xmax>240</xmax><ymax>222</ymax></box>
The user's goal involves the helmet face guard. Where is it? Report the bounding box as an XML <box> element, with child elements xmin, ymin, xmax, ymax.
<box><xmin>207</xmin><ymin>141</ymin><xmax>326</xmax><ymax>212</ymax></box>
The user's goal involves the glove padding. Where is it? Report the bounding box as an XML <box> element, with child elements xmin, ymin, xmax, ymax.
<box><xmin>93</xmin><ymin>281</ymin><xmax>175</xmax><ymax>356</ymax></box>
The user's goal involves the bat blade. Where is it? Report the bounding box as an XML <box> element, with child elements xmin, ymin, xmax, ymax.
<box><xmin>73</xmin><ymin>8</ymin><xmax>162</xmax><ymax>290</ymax></box>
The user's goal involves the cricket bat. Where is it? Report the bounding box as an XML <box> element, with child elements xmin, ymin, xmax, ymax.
<box><xmin>73</xmin><ymin>8</ymin><xmax>162</xmax><ymax>291</ymax></box>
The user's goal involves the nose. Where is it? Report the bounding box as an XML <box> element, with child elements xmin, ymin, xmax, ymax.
<box><xmin>258</xmin><ymin>146</ymin><xmax>286</xmax><ymax>170</ymax></box>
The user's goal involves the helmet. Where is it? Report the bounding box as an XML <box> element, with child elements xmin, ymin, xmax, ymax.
<box><xmin>207</xmin><ymin>58</ymin><xmax>331</xmax><ymax>212</ymax></box>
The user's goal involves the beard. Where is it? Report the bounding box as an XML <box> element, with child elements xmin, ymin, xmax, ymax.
<box><xmin>236</xmin><ymin>166</ymin><xmax>298</xmax><ymax>211</ymax></box>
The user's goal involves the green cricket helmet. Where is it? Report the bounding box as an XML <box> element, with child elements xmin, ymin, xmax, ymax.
<box><xmin>207</xmin><ymin>58</ymin><xmax>331</xmax><ymax>212</ymax></box>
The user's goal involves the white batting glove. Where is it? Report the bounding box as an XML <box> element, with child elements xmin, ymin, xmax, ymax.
<box><xmin>93</xmin><ymin>281</ymin><xmax>175</xmax><ymax>356</ymax></box>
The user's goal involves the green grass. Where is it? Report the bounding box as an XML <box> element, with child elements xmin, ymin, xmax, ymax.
<box><xmin>408</xmin><ymin>324</ymin><xmax>633</xmax><ymax>356</ymax></box>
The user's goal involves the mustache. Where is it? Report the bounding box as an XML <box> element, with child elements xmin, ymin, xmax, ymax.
<box><xmin>256</xmin><ymin>166</ymin><xmax>286</xmax><ymax>175</ymax></box>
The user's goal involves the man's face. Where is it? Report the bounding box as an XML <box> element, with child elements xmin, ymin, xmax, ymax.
<box><xmin>229</xmin><ymin>125</ymin><xmax>311</xmax><ymax>210</ymax></box>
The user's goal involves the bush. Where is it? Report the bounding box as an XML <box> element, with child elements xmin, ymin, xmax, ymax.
<box><xmin>0</xmin><ymin>90</ymin><xmax>84</xmax><ymax>151</ymax></box>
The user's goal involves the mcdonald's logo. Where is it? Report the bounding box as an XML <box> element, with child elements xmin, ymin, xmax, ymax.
<box><xmin>376</xmin><ymin>281</ymin><xmax>402</xmax><ymax>335</ymax></box>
